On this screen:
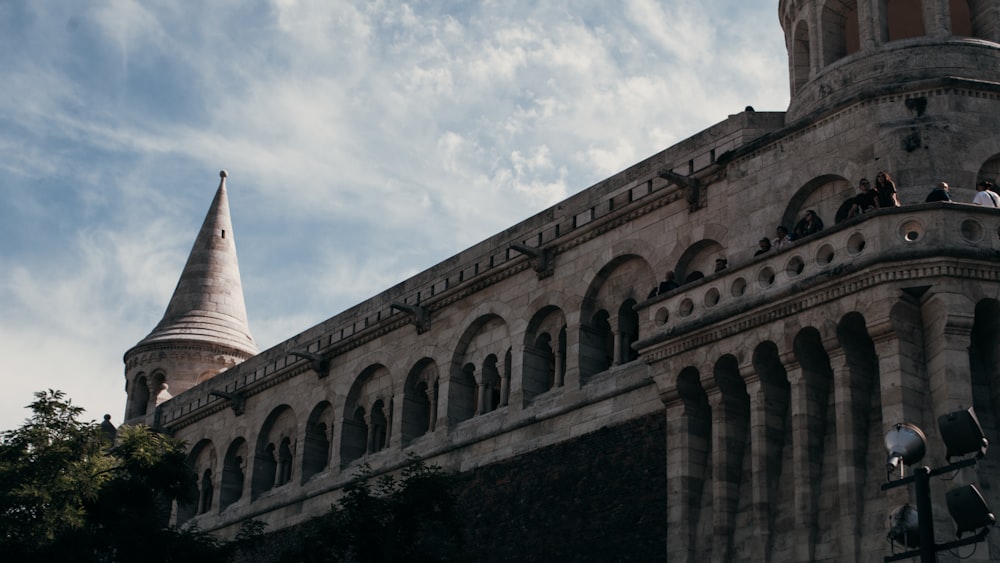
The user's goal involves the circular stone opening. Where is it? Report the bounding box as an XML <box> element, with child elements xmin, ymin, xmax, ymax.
<box><xmin>757</xmin><ymin>267</ymin><xmax>775</xmax><ymax>288</ymax></box>
<box><xmin>730</xmin><ymin>277</ymin><xmax>747</xmax><ymax>298</ymax></box>
<box><xmin>898</xmin><ymin>220</ymin><xmax>923</xmax><ymax>243</ymax></box>
<box><xmin>816</xmin><ymin>244</ymin><xmax>835</xmax><ymax>266</ymax></box>
<box><xmin>785</xmin><ymin>255</ymin><xmax>805</xmax><ymax>277</ymax></box>
<box><xmin>960</xmin><ymin>219</ymin><xmax>984</xmax><ymax>243</ymax></box>
<box><xmin>847</xmin><ymin>232</ymin><xmax>866</xmax><ymax>256</ymax></box>
<box><xmin>654</xmin><ymin>307</ymin><xmax>669</xmax><ymax>326</ymax></box>
<box><xmin>679</xmin><ymin>298</ymin><xmax>694</xmax><ymax>317</ymax></box>
<box><xmin>704</xmin><ymin>287</ymin><xmax>720</xmax><ymax>308</ymax></box>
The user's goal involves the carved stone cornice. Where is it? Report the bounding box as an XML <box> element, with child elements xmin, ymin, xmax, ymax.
<box><xmin>124</xmin><ymin>341</ymin><xmax>253</xmax><ymax>372</ymax></box>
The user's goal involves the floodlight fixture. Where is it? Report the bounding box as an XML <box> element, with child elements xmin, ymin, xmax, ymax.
<box><xmin>884</xmin><ymin>422</ymin><xmax>927</xmax><ymax>475</ymax></box>
<box><xmin>946</xmin><ymin>484</ymin><xmax>995</xmax><ymax>538</ymax></box>
<box><xmin>887</xmin><ymin>504</ymin><xmax>921</xmax><ymax>548</ymax></box>
<box><xmin>938</xmin><ymin>407</ymin><xmax>988</xmax><ymax>462</ymax></box>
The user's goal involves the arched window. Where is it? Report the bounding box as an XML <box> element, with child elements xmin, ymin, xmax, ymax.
<box><xmin>482</xmin><ymin>355</ymin><xmax>502</xmax><ymax>413</ymax></box>
<box><xmin>341</xmin><ymin>407</ymin><xmax>368</xmax><ymax>465</ymax></box>
<box><xmin>949</xmin><ymin>0</ymin><xmax>973</xmax><ymax>37</ymax></box>
<box><xmin>449</xmin><ymin>363</ymin><xmax>477</xmax><ymax>424</ymax></box>
<box><xmin>369</xmin><ymin>401</ymin><xmax>388</xmax><ymax>453</ymax></box>
<box><xmin>821</xmin><ymin>1</ymin><xmax>859</xmax><ymax>66</ymax></box>
<box><xmin>198</xmin><ymin>469</ymin><xmax>214</xmax><ymax>514</ymax></box>
<box><xmin>617</xmin><ymin>299</ymin><xmax>640</xmax><ymax>365</ymax></box>
<box><xmin>302</xmin><ymin>402</ymin><xmax>332</xmax><ymax>482</ymax></box>
<box><xmin>129</xmin><ymin>375</ymin><xmax>150</xmax><ymax>418</ymax></box>
<box><xmin>220</xmin><ymin>439</ymin><xmax>246</xmax><ymax>511</ymax></box>
<box><xmin>887</xmin><ymin>0</ymin><xmax>926</xmax><ymax>41</ymax></box>
<box><xmin>581</xmin><ymin>310</ymin><xmax>613</xmax><ymax>381</ymax></box>
<box><xmin>276</xmin><ymin>438</ymin><xmax>293</xmax><ymax>486</ymax></box>
<box><xmin>252</xmin><ymin>443</ymin><xmax>277</xmax><ymax>498</ymax></box>
<box><xmin>402</xmin><ymin>360</ymin><xmax>437</xmax><ymax>445</ymax></box>
<box><xmin>792</xmin><ymin>20</ymin><xmax>811</xmax><ymax>95</ymax></box>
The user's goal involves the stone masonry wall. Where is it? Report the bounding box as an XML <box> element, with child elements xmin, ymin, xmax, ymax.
<box><xmin>451</xmin><ymin>412</ymin><xmax>666</xmax><ymax>563</ymax></box>
<box><xmin>231</xmin><ymin>412</ymin><xmax>667</xmax><ymax>562</ymax></box>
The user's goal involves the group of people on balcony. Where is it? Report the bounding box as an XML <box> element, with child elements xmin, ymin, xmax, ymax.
<box><xmin>848</xmin><ymin>171</ymin><xmax>901</xmax><ymax>217</ymax></box>
<box><xmin>649</xmin><ymin>174</ymin><xmax>999</xmax><ymax>301</ymax></box>
<box><xmin>924</xmin><ymin>178</ymin><xmax>1000</xmax><ymax>205</ymax></box>
<box><xmin>927</xmin><ymin>179</ymin><xmax>999</xmax><ymax>207</ymax></box>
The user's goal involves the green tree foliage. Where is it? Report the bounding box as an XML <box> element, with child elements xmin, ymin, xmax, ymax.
<box><xmin>0</xmin><ymin>390</ymin><xmax>221</xmax><ymax>563</ymax></box>
<box><xmin>283</xmin><ymin>456</ymin><xmax>466</xmax><ymax>563</ymax></box>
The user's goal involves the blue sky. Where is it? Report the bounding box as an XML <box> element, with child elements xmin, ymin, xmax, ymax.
<box><xmin>0</xmin><ymin>0</ymin><xmax>789</xmax><ymax>431</ymax></box>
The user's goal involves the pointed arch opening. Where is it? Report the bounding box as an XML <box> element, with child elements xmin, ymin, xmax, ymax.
<box><xmin>251</xmin><ymin>405</ymin><xmax>296</xmax><ymax>499</ymax></box>
<box><xmin>302</xmin><ymin>401</ymin><xmax>333</xmax><ymax>483</ymax></box>
<box><xmin>403</xmin><ymin>359</ymin><xmax>438</xmax><ymax>445</ymax></box>
<box><xmin>220</xmin><ymin>438</ymin><xmax>247</xmax><ymax>511</ymax></box>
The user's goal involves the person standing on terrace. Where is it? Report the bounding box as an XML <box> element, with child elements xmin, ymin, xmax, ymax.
<box><xmin>925</xmin><ymin>182</ymin><xmax>952</xmax><ymax>202</ymax></box>
<box><xmin>875</xmin><ymin>171</ymin><xmax>900</xmax><ymax>208</ymax></box>
<box><xmin>972</xmin><ymin>180</ymin><xmax>999</xmax><ymax>207</ymax></box>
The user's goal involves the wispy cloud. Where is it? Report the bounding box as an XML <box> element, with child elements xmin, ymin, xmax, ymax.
<box><xmin>0</xmin><ymin>0</ymin><xmax>788</xmax><ymax>430</ymax></box>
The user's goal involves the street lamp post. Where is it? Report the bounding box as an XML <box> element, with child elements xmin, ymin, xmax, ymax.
<box><xmin>882</xmin><ymin>408</ymin><xmax>994</xmax><ymax>562</ymax></box>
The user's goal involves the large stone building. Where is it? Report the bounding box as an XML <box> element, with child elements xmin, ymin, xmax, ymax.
<box><xmin>123</xmin><ymin>1</ymin><xmax>1000</xmax><ymax>561</ymax></box>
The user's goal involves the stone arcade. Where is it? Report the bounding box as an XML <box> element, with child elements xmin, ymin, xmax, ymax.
<box><xmin>123</xmin><ymin>2</ymin><xmax>1000</xmax><ymax>561</ymax></box>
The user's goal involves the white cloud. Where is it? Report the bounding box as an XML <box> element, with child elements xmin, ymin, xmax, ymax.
<box><xmin>0</xmin><ymin>0</ymin><xmax>790</xmax><ymax>431</ymax></box>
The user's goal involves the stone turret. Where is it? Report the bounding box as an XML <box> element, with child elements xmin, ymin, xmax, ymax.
<box><xmin>779</xmin><ymin>0</ymin><xmax>1000</xmax><ymax>121</ymax></box>
<box><xmin>123</xmin><ymin>170</ymin><xmax>258</xmax><ymax>423</ymax></box>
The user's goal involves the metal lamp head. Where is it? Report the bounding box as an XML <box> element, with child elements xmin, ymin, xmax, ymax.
<box><xmin>885</xmin><ymin>422</ymin><xmax>927</xmax><ymax>474</ymax></box>
<box><xmin>888</xmin><ymin>504</ymin><xmax>921</xmax><ymax>548</ymax></box>
<box><xmin>938</xmin><ymin>407</ymin><xmax>989</xmax><ymax>462</ymax></box>
<box><xmin>946</xmin><ymin>484</ymin><xmax>995</xmax><ymax>538</ymax></box>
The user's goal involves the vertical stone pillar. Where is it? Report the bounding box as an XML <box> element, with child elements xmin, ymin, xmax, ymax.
<box><xmin>610</xmin><ymin>317</ymin><xmax>623</xmax><ymax>366</ymax></box>
<box><xmin>708</xmin><ymin>389</ymin><xmax>734</xmax><ymax>563</ymax></box>
<box><xmin>428</xmin><ymin>381</ymin><xmax>438</xmax><ymax>432</ymax></box>
<box><xmin>497</xmin><ymin>356</ymin><xmax>510</xmax><ymax>407</ymax></box>
<box><xmin>786</xmin><ymin>358</ymin><xmax>816</xmax><ymax>563</ymax></box>
<box><xmin>656</xmin><ymin>360</ymin><xmax>711</xmax><ymax>563</ymax></box>
<box><xmin>553</xmin><ymin>339</ymin><xmax>565</xmax><ymax>388</ymax></box>
<box><xmin>476</xmin><ymin>380</ymin><xmax>488</xmax><ymax>415</ymax></box>
<box><xmin>663</xmin><ymin>401</ymin><xmax>692</xmax><ymax>562</ymax></box>
<box><xmin>366</xmin><ymin>417</ymin><xmax>377</xmax><ymax>454</ymax></box>
<box><xmin>857</xmin><ymin>0</ymin><xmax>880</xmax><ymax>50</ymax></box>
<box><xmin>828</xmin><ymin>346</ymin><xmax>862</xmax><ymax>561</ymax></box>
<box><xmin>745</xmin><ymin>375</ymin><xmax>770</xmax><ymax>562</ymax></box>
<box><xmin>926</xmin><ymin>0</ymin><xmax>951</xmax><ymax>37</ymax></box>
<box><xmin>922</xmin><ymin>292</ymin><xmax>976</xmax><ymax>416</ymax></box>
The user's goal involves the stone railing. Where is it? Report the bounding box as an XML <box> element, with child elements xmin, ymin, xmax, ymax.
<box><xmin>638</xmin><ymin>203</ymin><xmax>1000</xmax><ymax>342</ymax></box>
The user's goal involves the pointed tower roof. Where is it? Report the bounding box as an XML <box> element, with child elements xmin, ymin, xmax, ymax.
<box><xmin>136</xmin><ymin>170</ymin><xmax>258</xmax><ymax>356</ymax></box>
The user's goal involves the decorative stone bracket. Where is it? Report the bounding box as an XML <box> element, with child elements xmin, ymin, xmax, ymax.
<box><xmin>291</xmin><ymin>350</ymin><xmax>331</xmax><ymax>378</ymax></box>
<box><xmin>509</xmin><ymin>242</ymin><xmax>554</xmax><ymax>279</ymax></box>
<box><xmin>210</xmin><ymin>390</ymin><xmax>246</xmax><ymax>416</ymax></box>
<box><xmin>391</xmin><ymin>302</ymin><xmax>431</xmax><ymax>333</ymax></box>
<box><xmin>657</xmin><ymin>168</ymin><xmax>701</xmax><ymax>210</ymax></box>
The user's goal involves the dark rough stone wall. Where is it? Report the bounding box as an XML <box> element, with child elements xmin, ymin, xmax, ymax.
<box><xmin>230</xmin><ymin>412</ymin><xmax>667</xmax><ymax>562</ymax></box>
<box><xmin>452</xmin><ymin>413</ymin><xmax>667</xmax><ymax>563</ymax></box>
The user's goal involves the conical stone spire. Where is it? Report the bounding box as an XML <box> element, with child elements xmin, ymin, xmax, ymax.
<box><xmin>123</xmin><ymin>171</ymin><xmax>258</xmax><ymax>422</ymax></box>
<box><xmin>137</xmin><ymin>170</ymin><xmax>258</xmax><ymax>355</ymax></box>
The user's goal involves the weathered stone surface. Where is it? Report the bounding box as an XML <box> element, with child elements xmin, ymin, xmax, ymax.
<box><xmin>126</xmin><ymin>3</ymin><xmax>1000</xmax><ymax>562</ymax></box>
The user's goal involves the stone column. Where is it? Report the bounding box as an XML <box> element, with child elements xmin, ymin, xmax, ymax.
<box><xmin>708</xmin><ymin>389</ymin><xmax>734</xmax><ymax>563</ymax></box>
<box><xmin>476</xmin><ymin>380</ymin><xmax>488</xmax><ymax>415</ymax></box>
<box><xmin>922</xmin><ymin>292</ymin><xmax>976</xmax><ymax>416</ymax></box>
<box><xmin>858</xmin><ymin>0</ymin><xmax>880</xmax><ymax>50</ymax></box>
<box><xmin>610</xmin><ymin>317</ymin><xmax>623</xmax><ymax>366</ymax></box>
<box><xmin>428</xmin><ymin>380</ymin><xmax>438</xmax><ymax>432</ymax></box>
<box><xmin>497</xmin><ymin>356</ymin><xmax>510</xmax><ymax>407</ymax></box>
<box><xmin>786</xmin><ymin>357</ymin><xmax>816</xmax><ymax>563</ymax></box>
<box><xmin>745</xmin><ymin>375</ymin><xmax>770</xmax><ymax>562</ymax></box>
<box><xmin>553</xmin><ymin>339</ymin><xmax>565</xmax><ymax>388</ymax></box>
<box><xmin>828</xmin><ymin>345</ymin><xmax>863</xmax><ymax>561</ymax></box>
